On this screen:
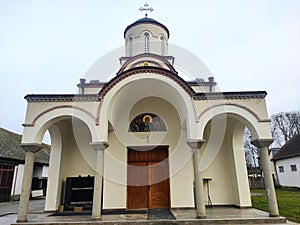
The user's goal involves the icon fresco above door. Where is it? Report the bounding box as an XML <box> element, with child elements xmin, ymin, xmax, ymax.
<box><xmin>129</xmin><ymin>113</ymin><xmax>167</xmax><ymax>132</ymax></box>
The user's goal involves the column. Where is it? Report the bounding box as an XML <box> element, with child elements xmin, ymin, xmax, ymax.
<box><xmin>251</xmin><ymin>139</ymin><xmax>279</xmax><ymax>217</ymax></box>
<box><xmin>187</xmin><ymin>139</ymin><xmax>206</xmax><ymax>219</ymax></box>
<box><xmin>90</xmin><ymin>142</ymin><xmax>109</xmax><ymax>220</ymax></box>
<box><xmin>17</xmin><ymin>144</ymin><xmax>43</xmax><ymax>222</ymax></box>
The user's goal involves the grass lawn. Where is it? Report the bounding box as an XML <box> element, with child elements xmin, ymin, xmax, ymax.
<box><xmin>251</xmin><ymin>188</ymin><xmax>300</xmax><ymax>223</ymax></box>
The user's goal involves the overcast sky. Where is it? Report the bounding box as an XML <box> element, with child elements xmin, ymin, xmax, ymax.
<box><xmin>0</xmin><ymin>0</ymin><xmax>299</xmax><ymax>136</ymax></box>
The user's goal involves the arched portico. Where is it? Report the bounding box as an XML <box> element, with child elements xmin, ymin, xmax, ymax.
<box><xmin>192</xmin><ymin>103</ymin><xmax>278</xmax><ymax>218</ymax></box>
<box><xmin>22</xmin><ymin>107</ymin><xmax>100</xmax><ymax>144</ymax></box>
<box><xmin>18</xmin><ymin>109</ymin><xmax>101</xmax><ymax>222</ymax></box>
<box><xmin>197</xmin><ymin>104</ymin><xmax>272</xmax><ymax>141</ymax></box>
<box><xmin>89</xmin><ymin>70</ymin><xmax>203</xmax><ymax>218</ymax></box>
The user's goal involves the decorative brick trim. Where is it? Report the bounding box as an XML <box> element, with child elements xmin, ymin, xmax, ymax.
<box><xmin>98</xmin><ymin>66</ymin><xmax>195</xmax><ymax>98</ymax></box>
<box><xmin>22</xmin><ymin>123</ymin><xmax>34</xmax><ymax>127</ymax></box>
<box><xmin>198</xmin><ymin>102</ymin><xmax>271</xmax><ymax>123</ymax></box>
<box><xmin>25</xmin><ymin>94</ymin><xmax>99</xmax><ymax>102</ymax></box>
<box><xmin>194</xmin><ymin>91</ymin><xmax>267</xmax><ymax>100</ymax></box>
<box><xmin>118</xmin><ymin>53</ymin><xmax>176</xmax><ymax>74</ymax></box>
<box><xmin>22</xmin><ymin>105</ymin><xmax>98</xmax><ymax>127</ymax></box>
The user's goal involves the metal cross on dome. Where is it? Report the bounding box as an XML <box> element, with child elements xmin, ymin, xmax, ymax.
<box><xmin>139</xmin><ymin>3</ymin><xmax>153</xmax><ymax>17</ymax></box>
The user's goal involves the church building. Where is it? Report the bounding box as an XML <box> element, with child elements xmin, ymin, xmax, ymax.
<box><xmin>17</xmin><ymin>6</ymin><xmax>280</xmax><ymax>222</ymax></box>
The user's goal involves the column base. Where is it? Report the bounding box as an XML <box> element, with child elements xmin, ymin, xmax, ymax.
<box><xmin>196</xmin><ymin>215</ymin><xmax>207</xmax><ymax>219</ymax></box>
<box><xmin>269</xmin><ymin>213</ymin><xmax>280</xmax><ymax>217</ymax></box>
<box><xmin>91</xmin><ymin>217</ymin><xmax>102</xmax><ymax>221</ymax></box>
<box><xmin>17</xmin><ymin>219</ymin><xmax>27</xmax><ymax>222</ymax></box>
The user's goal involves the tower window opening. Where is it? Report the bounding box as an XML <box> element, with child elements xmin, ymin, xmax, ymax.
<box><xmin>128</xmin><ymin>37</ymin><xmax>133</xmax><ymax>57</ymax></box>
<box><xmin>160</xmin><ymin>36</ymin><xmax>165</xmax><ymax>55</ymax></box>
<box><xmin>144</xmin><ymin>33</ymin><xmax>150</xmax><ymax>53</ymax></box>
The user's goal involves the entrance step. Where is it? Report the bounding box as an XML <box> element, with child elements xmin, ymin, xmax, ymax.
<box><xmin>12</xmin><ymin>207</ymin><xmax>287</xmax><ymax>225</ymax></box>
<box><xmin>12</xmin><ymin>216</ymin><xmax>287</xmax><ymax>225</ymax></box>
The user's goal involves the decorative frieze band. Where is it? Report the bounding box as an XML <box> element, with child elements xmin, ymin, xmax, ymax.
<box><xmin>25</xmin><ymin>94</ymin><xmax>100</xmax><ymax>102</ymax></box>
<box><xmin>193</xmin><ymin>91</ymin><xmax>267</xmax><ymax>100</ymax></box>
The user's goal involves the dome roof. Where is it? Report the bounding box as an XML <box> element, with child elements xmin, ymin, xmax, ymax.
<box><xmin>124</xmin><ymin>17</ymin><xmax>170</xmax><ymax>38</ymax></box>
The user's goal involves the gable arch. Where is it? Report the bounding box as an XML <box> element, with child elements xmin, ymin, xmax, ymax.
<box><xmin>22</xmin><ymin>107</ymin><xmax>100</xmax><ymax>144</ymax></box>
<box><xmin>97</xmin><ymin>71</ymin><xmax>199</xmax><ymax>142</ymax></box>
<box><xmin>118</xmin><ymin>53</ymin><xmax>177</xmax><ymax>74</ymax></box>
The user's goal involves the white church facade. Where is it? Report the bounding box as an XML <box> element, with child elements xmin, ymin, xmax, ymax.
<box><xmin>17</xmin><ymin>11</ymin><xmax>280</xmax><ymax>222</ymax></box>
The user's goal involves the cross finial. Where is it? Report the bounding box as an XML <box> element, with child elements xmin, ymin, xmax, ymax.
<box><xmin>139</xmin><ymin>3</ymin><xmax>153</xmax><ymax>17</ymax></box>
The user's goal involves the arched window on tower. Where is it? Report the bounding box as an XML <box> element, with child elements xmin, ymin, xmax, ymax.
<box><xmin>160</xmin><ymin>36</ymin><xmax>165</xmax><ymax>56</ymax></box>
<box><xmin>128</xmin><ymin>36</ymin><xmax>133</xmax><ymax>57</ymax></box>
<box><xmin>144</xmin><ymin>32</ymin><xmax>150</xmax><ymax>53</ymax></box>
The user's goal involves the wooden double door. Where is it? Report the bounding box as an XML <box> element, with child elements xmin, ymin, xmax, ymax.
<box><xmin>127</xmin><ymin>146</ymin><xmax>170</xmax><ymax>209</ymax></box>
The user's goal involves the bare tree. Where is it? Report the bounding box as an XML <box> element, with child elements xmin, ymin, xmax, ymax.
<box><xmin>271</xmin><ymin>111</ymin><xmax>300</xmax><ymax>147</ymax></box>
<box><xmin>244</xmin><ymin>127</ymin><xmax>258</xmax><ymax>168</ymax></box>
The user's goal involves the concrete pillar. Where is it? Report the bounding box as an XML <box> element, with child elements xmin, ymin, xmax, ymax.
<box><xmin>187</xmin><ymin>139</ymin><xmax>206</xmax><ymax>219</ymax></box>
<box><xmin>17</xmin><ymin>144</ymin><xmax>43</xmax><ymax>222</ymax></box>
<box><xmin>90</xmin><ymin>142</ymin><xmax>109</xmax><ymax>220</ymax></box>
<box><xmin>251</xmin><ymin>139</ymin><xmax>279</xmax><ymax>217</ymax></box>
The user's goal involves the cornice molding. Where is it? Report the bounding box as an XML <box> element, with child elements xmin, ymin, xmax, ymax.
<box><xmin>25</xmin><ymin>94</ymin><xmax>100</xmax><ymax>102</ymax></box>
<box><xmin>193</xmin><ymin>91</ymin><xmax>267</xmax><ymax>100</ymax></box>
<box><xmin>187</xmin><ymin>81</ymin><xmax>217</xmax><ymax>87</ymax></box>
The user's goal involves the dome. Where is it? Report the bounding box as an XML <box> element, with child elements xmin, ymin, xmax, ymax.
<box><xmin>124</xmin><ymin>17</ymin><xmax>170</xmax><ymax>38</ymax></box>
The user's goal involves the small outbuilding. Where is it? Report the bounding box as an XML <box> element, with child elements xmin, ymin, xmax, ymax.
<box><xmin>0</xmin><ymin>127</ymin><xmax>50</xmax><ymax>202</ymax></box>
<box><xmin>272</xmin><ymin>134</ymin><xmax>300</xmax><ymax>188</ymax></box>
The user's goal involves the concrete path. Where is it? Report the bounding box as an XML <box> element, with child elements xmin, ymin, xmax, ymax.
<box><xmin>0</xmin><ymin>199</ymin><xmax>299</xmax><ymax>225</ymax></box>
<box><xmin>0</xmin><ymin>199</ymin><xmax>45</xmax><ymax>225</ymax></box>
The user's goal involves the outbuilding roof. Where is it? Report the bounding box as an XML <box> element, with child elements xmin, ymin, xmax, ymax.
<box><xmin>272</xmin><ymin>134</ymin><xmax>300</xmax><ymax>160</ymax></box>
<box><xmin>0</xmin><ymin>127</ymin><xmax>50</xmax><ymax>165</ymax></box>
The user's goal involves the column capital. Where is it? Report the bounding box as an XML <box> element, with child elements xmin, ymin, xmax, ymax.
<box><xmin>90</xmin><ymin>142</ymin><xmax>109</xmax><ymax>151</ymax></box>
<box><xmin>20</xmin><ymin>143</ymin><xmax>43</xmax><ymax>153</ymax></box>
<box><xmin>187</xmin><ymin>139</ymin><xmax>205</xmax><ymax>149</ymax></box>
<box><xmin>251</xmin><ymin>139</ymin><xmax>273</xmax><ymax>148</ymax></box>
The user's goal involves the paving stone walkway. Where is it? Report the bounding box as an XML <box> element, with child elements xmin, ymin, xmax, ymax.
<box><xmin>0</xmin><ymin>199</ymin><xmax>298</xmax><ymax>225</ymax></box>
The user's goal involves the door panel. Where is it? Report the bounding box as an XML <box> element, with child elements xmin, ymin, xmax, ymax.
<box><xmin>127</xmin><ymin>162</ymin><xmax>148</xmax><ymax>209</ymax></box>
<box><xmin>127</xmin><ymin>147</ymin><xmax>170</xmax><ymax>209</ymax></box>
<box><xmin>148</xmin><ymin>161</ymin><xmax>170</xmax><ymax>208</ymax></box>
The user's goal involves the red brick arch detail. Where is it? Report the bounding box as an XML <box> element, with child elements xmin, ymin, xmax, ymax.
<box><xmin>98</xmin><ymin>67</ymin><xmax>195</xmax><ymax>99</ymax></box>
<box><xmin>198</xmin><ymin>102</ymin><xmax>270</xmax><ymax>123</ymax></box>
<box><xmin>118</xmin><ymin>53</ymin><xmax>176</xmax><ymax>74</ymax></box>
<box><xmin>22</xmin><ymin>105</ymin><xmax>98</xmax><ymax>127</ymax></box>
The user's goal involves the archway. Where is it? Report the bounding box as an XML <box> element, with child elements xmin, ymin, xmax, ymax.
<box><xmin>197</xmin><ymin>105</ymin><xmax>272</xmax><ymax>207</ymax></box>
<box><xmin>22</xmin><ymin>109</ymin><xmax>99</xmax><ymax>212</ymax></box>
<box><xmin>96</xmin><ymin>73</ymin><xmax>199</xmax><ymax>209</ymax></box>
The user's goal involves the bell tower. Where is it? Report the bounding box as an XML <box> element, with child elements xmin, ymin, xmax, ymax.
<box><xmin>123</xmin><ymin>3</ymin><xmax>169</xmax><ymax>57</ymax></box>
